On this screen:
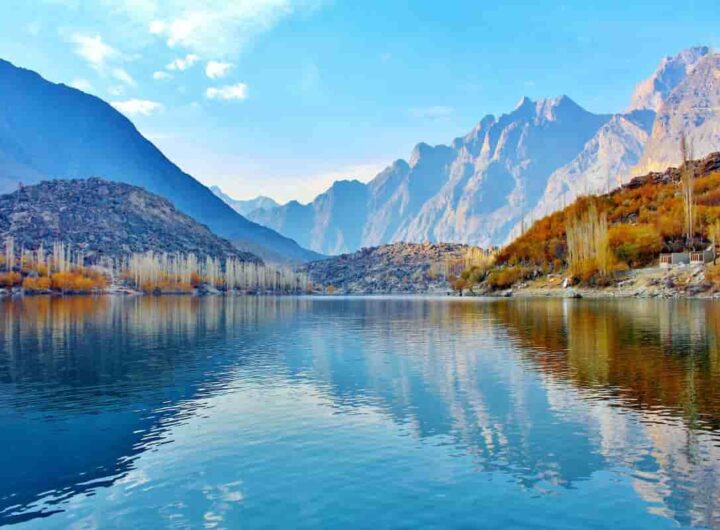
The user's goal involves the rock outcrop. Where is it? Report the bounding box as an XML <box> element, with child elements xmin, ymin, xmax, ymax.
<box><xmin>0</xmin><ymin>178</ymin><xmax>260</xmax><ymax>263</ymax></box>
<box><xmin>300</xmin><ymin>242</ymin><xmax>483</xmax><ymax>294</ymax></box>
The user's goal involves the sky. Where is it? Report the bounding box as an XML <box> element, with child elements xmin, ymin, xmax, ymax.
<box><xmin>0</xmin><ymin>0</ymin><xmax>718</xmax><ymax>204</ymax></box>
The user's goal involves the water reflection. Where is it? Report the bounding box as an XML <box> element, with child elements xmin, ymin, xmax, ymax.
<box><xmin>1</xmin><ymin>296</ymin><xmax>719</xmax><ymax>528</ymax></box>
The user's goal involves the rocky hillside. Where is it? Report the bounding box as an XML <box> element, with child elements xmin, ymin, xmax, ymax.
<box><xmin>299</xmin><ymin>242</ymin><xmax>485</xmax><ymax>294</ymax></box>
<box><xmin>0</xmin><ymin>178</ymin><xmax>259</xmax><ymax>263</ymax></box>
<box><xmin>249</xmin><ymin>46</ymin><xmax>720</xmax><ymax>253</ymax></box>
<box><xmin>0</xmin><ymin>59</ymin><xmax>320</xmax><ymax>264</ymax></box>
<box><xmin>494</xmin><ymin>151</ymin><xmax>720</xmax><ymax>277</ymax></box>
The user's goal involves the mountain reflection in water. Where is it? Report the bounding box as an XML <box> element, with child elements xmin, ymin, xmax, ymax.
<box><xmin>1</xmin><ymin>296</ymin><xmax>719</xmax><ymax>528</ymax></box>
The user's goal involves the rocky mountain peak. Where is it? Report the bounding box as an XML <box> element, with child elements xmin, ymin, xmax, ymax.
<box><xmin>409</xmin><ymin>142</ymin><xmax>434</xmax><ymax>166</ymax></box>
<box><xmin>628</xmin><ymin>46</ymin><xmax>711</xmax><ymax>112</ymax></box>
<box><xmin>633</xmin><ymin>50</ymin><xmax>720</xmax><ymax>175</ymax></box>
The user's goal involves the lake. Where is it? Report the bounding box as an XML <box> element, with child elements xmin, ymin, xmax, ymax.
<box><xmin>1</xmin><ymin>296</ymin><xmax>719</xmax><ymax>529</ymax></box>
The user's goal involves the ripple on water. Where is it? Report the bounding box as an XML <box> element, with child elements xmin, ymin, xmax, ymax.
<box><xmin>1</xmin><ymin>296</ymin><xmax>719</xmax><ymax>528</ymax></box>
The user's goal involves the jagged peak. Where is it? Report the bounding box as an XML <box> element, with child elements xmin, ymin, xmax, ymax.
<box><xmin>409</xmin><ymin>142</ymin><xmax>433</xmax><ymax>166</ymax></box>
<box><xmin>328</xmin><ymin>178</ymin><xmax>365</xmax><ymax>190</ymax></box>
<box><xmin>453</xmin><ymin>114</ymin><xmax>496</xmax><ymax>149</ymax></box>
<box><xmin>628</xmin><ymin>45</ymin><xmax>713</xmax><ymax>112</ymax></box>
<box><xmin>509</xmin><ymin>94</ymin><xmax>587</xmax><ymax>123</ymax></box>
<box><xmin>514</xmin><ymin>95</ymin><xmax>535</xmax><ymax>111</ymax></box>
<box><xmin>535</xmin><ymin>95</ymin><xmax>583</xmax><ymax>117</ymax></box>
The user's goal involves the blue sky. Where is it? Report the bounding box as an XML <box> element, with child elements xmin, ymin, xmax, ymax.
<box><xmin>1</xmin><ymin>0</ymin><xmax>718</xmax><ymax>203</ymax></box>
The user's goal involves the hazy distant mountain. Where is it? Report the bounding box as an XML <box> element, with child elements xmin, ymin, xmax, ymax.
<box><xmin>210</xmin><ymin>186</ymin><xmax>280</xmax><ymax>216</ymax></box>
<box><xmin>250</xmin><ymin>96</ymin><xmax>609</xmax><ymax>252</ymax></box>
<box><xmin>0</xmin><ymin>178</ymin><xmax>259</xmax><ymax>262</ymax></box>
<box><xmin>250</xmin><ymin>46</ymin><xmax>720</xmax><ymax>252</ymax></box>
<box><xmin>0</xmin><ymin>59</ymin><xmax>321</xmax><ymax>263</ymax></box>
<box><xmin>248</xmin><ymin>179</ymin><xmax>369</xmax><ymax>256</ymax></box>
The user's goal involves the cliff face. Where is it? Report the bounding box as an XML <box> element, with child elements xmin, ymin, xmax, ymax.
<box><xmin>633</xmin><ymin>52</ymin><xmax>720</xmax><ymax>175</ymax></box>
<box><xmin>627</xmin><ymin>46</ymin><xmax>710</xmax><ymax>113</ymax></box>
<box><xmin>0</xmin><ymin>178</ymin><xmax>260</xmax><ymax>263</ymax></box>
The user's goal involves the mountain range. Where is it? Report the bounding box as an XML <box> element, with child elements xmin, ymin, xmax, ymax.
<box><xmin>0</xmin><ymin>59</ymin><xmax>321</xmax><ymax>264</ymax></box>
<box><xmin>210</xmin><ymin>186</ymin><xmax>280</xmax><ymax>216</ymax></box>
<box><xmin>233</xmin><ymin>46</ymin><xmax>719</xmax><ymax>254</ymax></box>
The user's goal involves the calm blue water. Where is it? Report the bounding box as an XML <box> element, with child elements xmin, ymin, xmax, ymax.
<box><xmin>1</xmin><ymin>296</ymin><xmax>720</xmax><ymax>529</ymax></box>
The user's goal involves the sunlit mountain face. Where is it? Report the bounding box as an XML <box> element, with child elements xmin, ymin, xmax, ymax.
<box><xmin>1</xmin><ymin>297</ymin><xmax>719</xmax><ymax>528</ymax></box>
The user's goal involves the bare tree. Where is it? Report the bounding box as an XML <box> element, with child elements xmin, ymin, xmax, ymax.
<box><xmin>679</xmin><ymin>133</ymin><xmax>696</xmax><ymax>248</ymax></box>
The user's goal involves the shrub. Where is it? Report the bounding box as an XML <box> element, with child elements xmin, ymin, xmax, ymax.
<box><xmin>50</xmin><ymin>270</ymin><xmax>108</xmax><ymax>293</ymax></box>
<box><xmin>609</xmin><ymin>224</ymin><xmax>662</xmax><ymax>267</ymax></box>
<box><xmin>0</xmin><ymin>272</ymin><xmax>22</xmax><ymax>288</ymax></box>
<box><xmin>706</xmin><ymin>264</ymin><xmax>720</xmax><ymax>288</ymax></box>
<box><xmin>23</xmin><ymin>276</ymin><xmax>51</xmax><ymax>292</ymax></box>
<box><xmin>486</xmin><ymin>267</ymin><xmax>528</xmax><ymax>290</ymax></box>
<box><xmin>452</xmin><ymin>277</ymin><xmax>468</xmax><ymax>294</ymax></box>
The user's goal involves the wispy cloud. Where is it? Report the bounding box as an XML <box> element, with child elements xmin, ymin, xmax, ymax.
<box><xmin>70</xmin><ymin>33</ymin><xmax>119</xmax><ymax>69</ymax></box>
<box><xmin>152</xmin><ymin>70</ymin><xmax>172</xmax><ymax>80</ymax></box>
<box><xmin>409</xmin><ymin>105</ymin><xmax>454</xmax><ymax>120</ymax></box>
<box><xmin>205</xmin><ymin>83</ymin><xmax>248</xmax><ymax>101</ymax></box>
<box><xmin>111</xmin><ymin>99</ymin><xmax>163</xmax><ymax>116</ymax></box>
<box><xmin>111</xmin><ymin>67</ymin><xmax>136</xmax><ymax>86</ymax></box>
<box><xmin>205</xmin><ymin>60</ymin><xmax>233</xmax><ymax>79</ymax></box>
<box><xmin>143</xmin><ymin>0</ymin><xmax>325</xmax><ymax>57</ymax></box>
<box><xmin>69</xmin><ymin>33</ymin><xmax>135</xmax><ymax>86</ymax></box>
<box><xmin>166</xmin><ymin>53</ymin><xmax>199</xmax><ymax>71</ymax></box>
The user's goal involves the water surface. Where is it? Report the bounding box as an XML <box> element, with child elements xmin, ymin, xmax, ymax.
<box><xmin>1</xmin><ymin>296</ymin><xmax>720</xmax><ymax>529</ymax></box>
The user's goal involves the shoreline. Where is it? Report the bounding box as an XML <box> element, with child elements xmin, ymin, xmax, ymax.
<box><xmin>2</xmin><ymin>264</ymin><xmax>720</xmax><ymax>300</ymax></box>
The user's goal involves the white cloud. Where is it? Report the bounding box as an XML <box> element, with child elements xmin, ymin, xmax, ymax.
<box><xmin>409</xmin><ymin>105</ymin><xmax>454</xmax><ymax>120</ymax></box>
<box><xmin>205</xmin><ymin>83</ymin><xmax>248</xmax><ymax>101</ymax></box>
<box><xmin>68</xmin><ymin>78</ymin><xmax>93</xmax><ymax>92</ymax></box>
<box><xmin>152</xmin><ymin>70</ymin><xmax>172</xmax><ymax>80</ymax></box>
<box><xmin>111</xmin><ymin>67</ymin><xmax>136</xmax><ymax>86</ymax></box>
<box><xmin>69</xmin><ymin>33</ymin><xmax>136</xmax><ymax>86</ymax></box>
<box><xmin>148</xmin><ymin>20</ymin><xmax>166</xmax><ymax>35</ymax></box>
<box><xmin>143</xmin><ymin>0</ymin><xmax>325</xmax><ymax>56</ymax></box>
<box><xmin>205</xmin><ymin>61</ymin><xmax>233</xmax><ymax>79</ymax></box>
<box><xmin>69</xmin><ymin>33</ymin><xmax>119</xmax><ymax>69</ymax></box>
<box><xmin>111</xmin><ymin>99</ymin><xmax>163</xmax><ymax>116</ymax></box>
<box><xmin>166</xmin><ymin>53</ymin><xmax>199</xmax><ymax>71</ymax></box>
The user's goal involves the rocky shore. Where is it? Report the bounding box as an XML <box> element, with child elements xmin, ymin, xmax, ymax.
<box><xmin>495</xmin><ymin>264</ymin><xmax>720</xmax><ymax>299</ymax></box>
